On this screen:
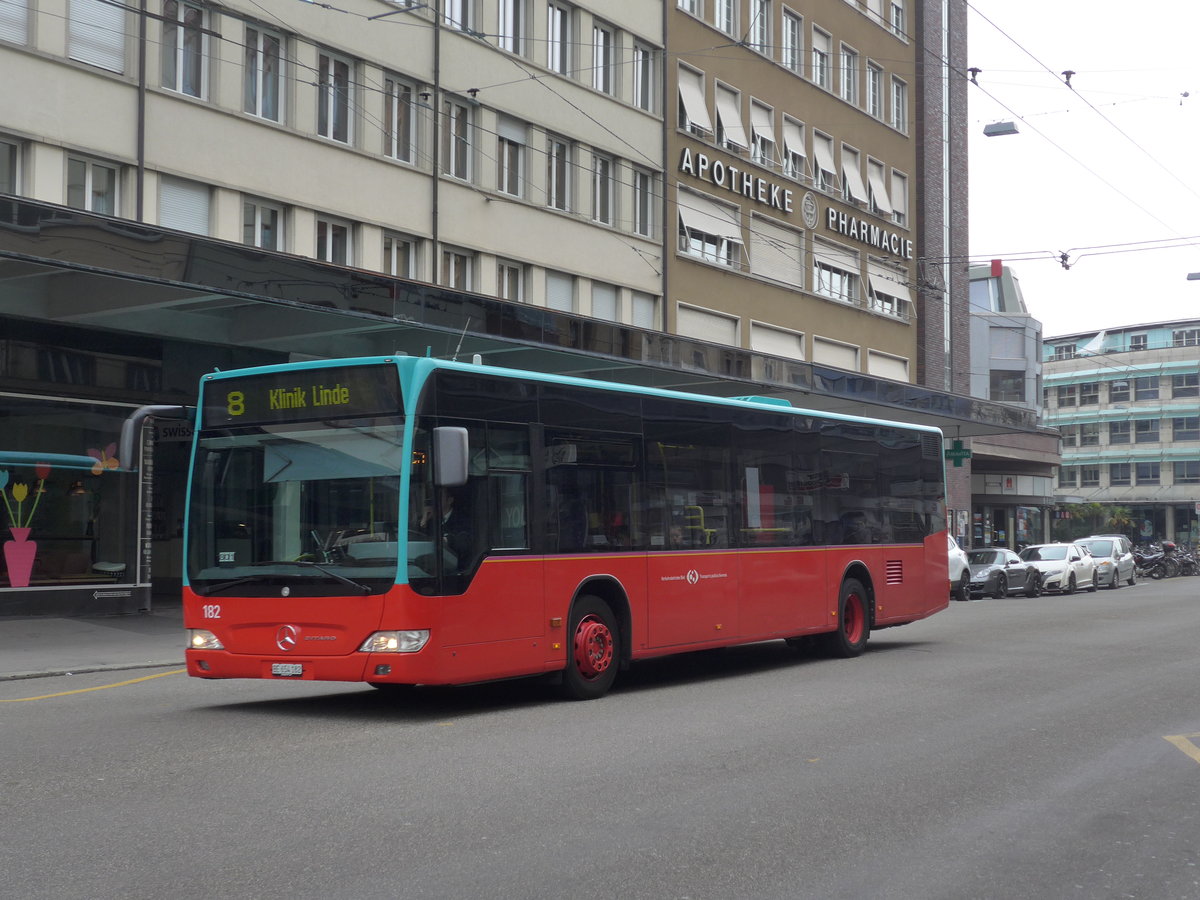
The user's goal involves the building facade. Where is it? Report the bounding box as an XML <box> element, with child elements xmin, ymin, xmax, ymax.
<box><xmin>1</xmin><ymin>0</ymin><xmax>1010</xmax><ymax>615</ymax></box>
<box><xmin>1043</xmin><ymin>322</ymin><xmax>1200</xmax><ymax>545</ymax></box>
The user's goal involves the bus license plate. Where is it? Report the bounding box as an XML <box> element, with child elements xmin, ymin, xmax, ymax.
<box><xmin>271</xmin><ymin>663</ymin><xmax>303</xmax><ymax>677</ymax></box>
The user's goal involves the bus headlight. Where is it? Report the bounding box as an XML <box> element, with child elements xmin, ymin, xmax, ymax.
<box><xmin>359</xmin><ymin>630</ymin><xmax>430</xmax><ymax>653</ymax></box>
<box><xmin>189</xmin><ymin>629</ymin><xmax>224</xmax><ymax>650</ymax></box>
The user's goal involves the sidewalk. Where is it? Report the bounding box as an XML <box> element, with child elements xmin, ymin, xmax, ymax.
<box><xmin>0</xmin><ymin>603</ymin><xmax>185</xmax><ymax>681</ymax></box>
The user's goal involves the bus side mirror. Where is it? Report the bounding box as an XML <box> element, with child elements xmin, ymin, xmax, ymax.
<box><xmin>433</xmin><ymin>426</ymin><xmax>469</xmax><ymax>487</ymax></box>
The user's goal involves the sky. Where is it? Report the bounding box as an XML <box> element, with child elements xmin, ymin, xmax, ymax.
<box><xmin>966</xmin><ymin>1</ymin><xmax>1200</xmax><ymax>338</ymax></box>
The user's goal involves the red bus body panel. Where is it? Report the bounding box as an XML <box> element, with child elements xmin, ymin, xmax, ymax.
<box><xmin>185</xmin><ymin>532</ymin><xmax>949</xmax><ymax>685</ymax></box>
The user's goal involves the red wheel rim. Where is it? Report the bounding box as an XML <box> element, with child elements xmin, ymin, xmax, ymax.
<box><xmin>843</xmin><ymin>592</ymin><xmax>865</xmax><ymax>644</ymax></box>
<box><xmin>573</xmin><ymin>614</ymin><xmax>614</xmax><ymax>680</ymax></box>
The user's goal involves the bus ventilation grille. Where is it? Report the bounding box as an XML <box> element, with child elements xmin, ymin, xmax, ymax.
<box><xmin>886</xmin><ymin>560</ymin><xmax>904</xmax><ymax>584</ymax></box>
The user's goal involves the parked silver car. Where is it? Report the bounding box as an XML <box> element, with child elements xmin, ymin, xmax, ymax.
<box><xmin>1018</xmin><ymin>542</ymin><xmax>1098</xmax><ymax>594</ymax></box>
<box><xmin>1075</xmin><ymin>535</ymin><xmax>1137</xmax><ymax>589</ymax></box>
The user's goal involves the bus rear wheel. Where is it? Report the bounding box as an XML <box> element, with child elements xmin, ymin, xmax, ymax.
<box><xmin>560</xmin><ymin>595</ymin><xmax>619</xmax><ymax>700</ymax></box>
<box><xmin>818</xmin><ymin>578</ymin><xmax>870</xmax><ymax>658</ymax></box>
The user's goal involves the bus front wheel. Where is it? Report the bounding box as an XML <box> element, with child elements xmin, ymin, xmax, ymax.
<box><xmin>560</xmin><ymin>595</ymin><xmax>619</xmax><ymax>700</ymax></box>
<box><xmin>819</xmin><ymin>578</ymin><xmax>870</xmax><ymax>658</ymax></box>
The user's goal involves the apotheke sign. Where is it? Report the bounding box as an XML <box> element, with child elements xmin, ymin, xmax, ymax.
<box><xmin>678</xmin><ymin>146</ymin><xmax>913</xmax><ymax>260</ymax></box>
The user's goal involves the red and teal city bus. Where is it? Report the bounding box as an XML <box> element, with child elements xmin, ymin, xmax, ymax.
<box><xmin>182</xmin><ymin>355</ymin><xmax>949</xmax><ymax>699</ymax></box>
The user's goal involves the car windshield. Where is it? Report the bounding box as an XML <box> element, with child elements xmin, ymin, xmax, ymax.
<box><xmin>1081</xmin><ymin>540</ymin><xmax>1113</xmax><ymax>556</ymax></box>
<box><xmin>1021</xmin><ymin>545</ymin><xmax>1066</xmax><ymax>561</ymax></box>
<box><xmin>967</xmin><ymin>550</ymin><xmax>1002</xmax><ymax>565</ymax></box>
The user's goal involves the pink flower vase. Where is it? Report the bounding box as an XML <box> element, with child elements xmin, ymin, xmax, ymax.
<box><xmin>4</xmin><ymin>527</ymin><xmax>37</xmax><ymax>588</ymax></box>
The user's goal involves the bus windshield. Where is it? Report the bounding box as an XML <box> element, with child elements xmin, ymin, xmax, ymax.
<box><xmin>187</xmin><ymin>420</ymin><xmax>404</xmax><ymax>596</ymax></box>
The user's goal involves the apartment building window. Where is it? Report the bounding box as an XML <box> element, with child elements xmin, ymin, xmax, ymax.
<box><xmin>1134</xmin><ymin>376</ymin><xmax>1159</xmax><ymax>401</ymax></box>
<box><xmin>678</xmin><ymin>190</ymin><xmax>742</xmax><ymax>269</ymax></box>
<box><xmin>1172</xmin><ymin>373</ymin><xmax>1199</xmax><ymax>397</ymax></box>
<box><xmin>632</xmin><ymin>292</ymin><xmax>657</xmax><ymax>329</ymax></box>
<box><xmin>715</xmin><ymin>85</ymin><xmax>748</xmax><ymax>152</ymax></box>
<box><xmin>66</xmin><ymin>157</ymin><xmax>118</xmax><ymax>214</ymax></box>
<box><xmin>318</xmin><ymin>51</ymin><xmax>352</xmax><ymax>144</ymax></box>
<box><xmin>1108</xmin><ymin>421</ymin><xmax>1130</xmax><ymax>444</ymax></box>
<box><xmin>547</xmin><ymin>3</ymin><xmax>571</xmax><ymax>75</ymax></box>
<box><xmin>382</xmin><ymin>77</ymin><xmax>415</xmax><ymax>162</ymax></box>
<box><xmin>989</xmin><ymin>371</ymin><xmax>1024</xmax><ymax>402</ymax></box>
<box><xmin>1059</xmin><ymin>424</ymin><xmax>1077</xmax><ymax>448</ymax></box>
<box><xmin>633</xmin><ymin>168</ymin><xmax>655</xmax><ymax>237</ymax></box>
<box><xmin>840</xmin><ymin>45</ymin><xmax>859</xmax><ymax>104</ymax></box>
<box><xmin>244</xmin><ymin>26</ymin><xmax>283</xmax><ymax>121</ymax></box>
<box><xmin>1080</xmin><ymin>466</ymin><xmax>1100</xmax><ymax>487</ymax></box>
<box><xmin>866</xmin><ymin>62</ymin><xmax>882</xmax><ymax>118</ymax></box>
<box><xmin>592</xmin><ymin>23</ymin><xmax>614</xmax><ymax>94</ymax></box>
<box><xmin>813</xmin><ymin>132</ymin><xmax>836</xmax><ymax>192</ymax></box>
<box><xmin>591</xmin><ymin>282</ymin><xmax>618</xmax><ymax>320</ymax></box>
<box><xmin>1172</xmin><ymin>328</ymin><xmax>1200</xmax><ymax>347</ymax></box>
<box><xmin>867</xmin><ymin>159</ymin><xmax>891</xmax><ymax>218</ymax></box>
<box><xmin>677</xmin><ymin>65</ymin><xmax>713</xmax><ymax>136</ymax></box>
<box><xmin>1</xmin><ymin>0</ymin><xmax>29</xmax><ymax>44</ymax></box>
<box><xmin>750</xmin><ymin>102</ymin><xmax>776</xmax><ymax>167</ymax></box>
<box><xmin>68</xmin><ymin>0</ymin><xmax>126</xmax><ymax>72</ymax></box>
<box><xmin>1076</xmin><ymin>382</ymin><xmax>1098</xmax><ymax>405</ymax></box>
<box><xmin>889</xmin><ymin>0</ymin><xmax>905</xmax><ymax>36</ymax></box>
<box><xmin>749</xmin><ymin>217</ymin><xmax>802</xmax><ymax>287</ymax></box>
<box><xmin>781</xmin><ymin>10</ymin><xmax>802</xmax><ymax>72</ymax></box>
<box><xmin>714</xmin><ymin>0</ymin><xmax>735</xmax><ymax>35</ymax></box>
<box><xmin>162</xmin><ymin>0</ymin><xmax>206</xmax><ymax>98</ymax></box>
<box><xmin>1109</xmin><ymin>463</ymin><xmax>1130</xmax><ymax>486</ymax></box>
<box><xmin>782</xmin><ymin>118</ymin><xmax>806</xmax><ymax>180</ymax></box>
<box><xmin>1</xmin><ymin>138</ymin><xmax>18</xmax><ymax>194</ymax></box>
<box><xmin>592</xmin><ymin>153</ymin><xmax>614</xmax><ymax>225</ymax></box>
<box><xmin>812</xmin><ymin>29</ymin><xmax>831</xmax><ymax>89</ymax></box>
<box><xmin>546</xmin><ymin>136</ymin><xmax>571</xmax><ymax>210</ymax></box>
<box><xmin>243</xmin><ymin>198</ymin><xmax>283</xmax><ymax>250</ymax></box>
<box><xmin>498</xmin><ymin>0</ymin><xmax>526</xmax><ymax>54</ymax></box>
<box><xmin>1051</xmin><ymin>344</ymin><xmax>1076</xmax><ymax>361</ymax></box>
<box><xmin>1109</xmin><ymin>379</ymin><xmax>1129</xmax><ymax>401</ymax></box>
<box><xmin>497</xmin><ymin>260</ymin><xmax>525</xmax><ymax>301</ymax></box>
<box><xmin>441</xmin><ymin>98</ymin><xmax>472</xmax><ymax>180</ymax></box>
<box><xmin>749</xmin><ymin>0</ymin><xmax>770</xmax><ymax>52</ymax></box>
<box><xmin>813</xmin><ymin>246</ymin><xmax>859</xmax><ymax>304</ymax></box>
<box><xmin>890</xmin><ymin>77</ymin><xmax>908</xmax><ymax>132</ymax></box>
<box><xmin>444</xmin><ymin>0</ymin><xmax>471</xmax><ymax>30</ymax></box>
<box><xmin>1128</xmin><ymin>333</ymin><xmax>1148</xmax><ymax>350</ymax></box>
<box><xmin>384</xmin><ymin>233</ymin><xmax>417</xmax><ymax>278</ymax></box>
<box><xmin>1057</xmin><ymin>466</ymin><xmax>1077</xmax><ymax>488</ymax></box>
<box><xmin>316</xmin><ymin>217</ymin><xmax>352</xmax><ymax>265</ymax></box>
<box><xmin>1134</xmin><ymin>419</ymin><xmax>1159</xmax><ymax>443</ymax></box>
<box><xmin>546</xmin><ymin>270</ymin><xmax>575</xmax><ymax>311</ymax></box>
<box><xmin>841</xmin><ymin>146</ymin><xmax>867</xmax><ymax>205</ymax></box>
<box><xmin>496</xmin><ymin>116</ymin><xmax>525</xmax><ymax>197</ymax></box>
<box><xmin>158</xmin><ymin>175</ymin><xmax>209</xmax><ymax>234</ymax></box>
<box><xmin>1080</xmin><ymin>423</ymin><xmax>1100</xmax><ymax>446</ymax></box>
<box><xmin>1135</xmin><ymin>462</ymin><xmax>1160</xmax><ymax>486</ymax></box>
<box><xmin>1174</xmin><ymin>417</ymin><xmax>1200</xmax><ymax>441</ymax></box>
<box><xmin>677</xmin><ymin>0</ymin><xmax>699</xmax><ymax>13</ymax></box>
<box><xmin>1174</xmin><ymin>461</ymin><xmax>1200</xmax><ymax>485</ymax></box>
<box><xmin>1056</xmin><ymin>385</ymin><xmax>1076</xmax><ymax>407</ymax></box>
<box><xmin>633</xmin><ymin>43</ymin><xmax>657</xmax><ymax>112</ymax></box>
<box><xmin>440</xmin><ymin>247</ymin><xmax>474</xmax><ymax>290</ymax></box>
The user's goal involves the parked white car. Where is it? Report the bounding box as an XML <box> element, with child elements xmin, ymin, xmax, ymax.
<box><xmin>1075</xmin><ymin>535</ymin><xmax>1137</xmax><ymax>589</ymax></box>
<box><xmin>948</xmin><ymin>534</ymin><xmax>970</xmax><ymax>601</ymax></box>
<box><xmin>1018</xmin><ymin>542</ymin><xmax>1098</xmax><ymax>594</ymax></box>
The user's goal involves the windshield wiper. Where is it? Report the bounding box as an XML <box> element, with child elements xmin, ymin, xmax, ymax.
<box><xmin>200</xmin><ymin>560</ymin><xmax>372</xmax><ymax>596</ymax></box>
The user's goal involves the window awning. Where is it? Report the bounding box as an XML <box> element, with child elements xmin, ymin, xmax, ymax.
<box><xmin>842</xmin><ymin>157</ymin><xmax>868</xmax><ymax>204</ymax></box>
<box><xmin>783</xmin><ymin>119</ymin><xmax>805</xmax><ymax>161</ymax></box>
<box><xmin>677</xmin><ymin>68</ymin><xmax>713</xmax><ymax>133</ymax></box>
<box><xmin>813</xmin><ymin>136</ymin><xmax>837</xmax><ymax>182</ymax></box>
<box><xmin>812</xmin><ymin>240</ymin><xmax>859</xmax><ymax>273</ymax></box>
<box><xmin>751</xmin><ymin>103</ymin><xmax>776</xmax><ymax>148</ymax></box>
<box><xmin>715</xmin><ymin>88</ymin><xmax>748</xmax><ymax>149</ymax></box>
<box><xmin>867</xmin><ymin>166</ymin><xmax>893</xmax><ymax>216</ymax></box>
<box><xmin>678</xmin><ymin>191</ymin><xmax>742</xmax><ymax>241</ymax></box>
<box><xmin>868</xmin><ymin>264</ymin><xmax>912</xmax><ymax>305</ymax></box>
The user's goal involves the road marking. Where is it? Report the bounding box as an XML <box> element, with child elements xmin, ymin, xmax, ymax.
<box><xmin>0</xmin><ymin>668</ymin><xmax>186</xmax><ymax>702</ymax></box>
<box><xmin>1164</xmin><ymin>733</ymin><xmax>1200</xmax><ymax>765</ymax></box>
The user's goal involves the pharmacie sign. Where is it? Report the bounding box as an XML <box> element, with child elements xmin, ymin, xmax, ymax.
<box><xmin>678</xmin><ymin>147</ymin><xmax>913</xmax><ymax>260</ymax></box>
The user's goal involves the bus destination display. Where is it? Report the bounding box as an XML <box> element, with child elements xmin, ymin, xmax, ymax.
<box><xmin>202</xmin><ymin>364</ymin><xmax>401</xmax><ymax>427</ymax></box>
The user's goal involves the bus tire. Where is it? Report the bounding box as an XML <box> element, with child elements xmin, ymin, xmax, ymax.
<box><xmin>560</xmin><ymin>595</ymin><xmax>619</xmax><ymax>700</ymax></box>
<box><xmin>819</xmin><ymin>578</ymin><xmax>870</xmax><ymax>658</ymax></box>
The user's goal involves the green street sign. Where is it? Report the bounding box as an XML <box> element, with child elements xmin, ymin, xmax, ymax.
<box><xmin>944</xmin><ymin>439</ymin><xmax>972</xmax><ymax>467</ymax></box>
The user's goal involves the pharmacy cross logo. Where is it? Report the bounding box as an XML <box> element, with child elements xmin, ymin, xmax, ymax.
<box><xmin>276</xmin><ymin>625</ymin><xmax>299</xmax><ymax>652</ymax></box>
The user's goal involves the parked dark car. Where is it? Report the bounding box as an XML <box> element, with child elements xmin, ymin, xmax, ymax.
<box><xmin>966</xmin><ymin>548</ymin><xmax>1042</xmax><ymax>598</ymax></box>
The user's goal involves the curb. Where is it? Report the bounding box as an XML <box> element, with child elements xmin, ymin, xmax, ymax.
<box><xmin>0</xmin><ymin>660</ymin><xmax>186</xmax><ymax>682</ymax></box>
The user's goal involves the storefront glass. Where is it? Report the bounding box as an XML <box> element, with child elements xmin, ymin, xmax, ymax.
<box><xmin>1</xmin><ymin>394</ymin><xmax>136</xmax><ymax>590</ymax></box>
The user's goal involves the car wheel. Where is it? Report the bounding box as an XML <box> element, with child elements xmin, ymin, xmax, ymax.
<box><xmin>953</xmin><ymin>571</ymin><xmax>970</xmax><ymax>602</ymax></box>
<box><xmin>992</xmin><ymin>574</ymin><xmax>1007</xmax><ymax>600</ymax></box>
<box><xmin>1127</xmin><ymin>569</ymin><xmax>1136</xmax><ymax>586</ymax></box>
<box><xmin>1108</xmin><ymin>570</ymin><xmax>1121</xmax><ymax>589</ymax></box>
<box><xmin>1087</xmin><ymin>573</ymin><xmax>1098</xmax><ymax>592</ymax></box>
<box><xmin>1024</xmin><ymin>573</ymin><xmax>1040</xmax><ymax>598</ymax></box>
<box><xmin>1063</xmin><ymin>573</ymin><xmax>1076</xmax><ymax>595</ymax></box>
